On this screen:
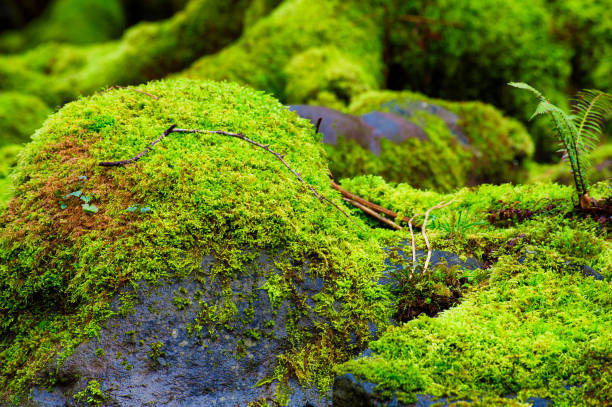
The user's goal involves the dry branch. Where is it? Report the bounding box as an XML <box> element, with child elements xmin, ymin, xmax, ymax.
<box><xmin>343</xmin><ymin>198</ymin><xmax>401</xmax><ymax>230</ymax></box>
<box><xmin>422</xmin><ymin>199</ymin><xmax>456</xmax><ymax>273</ymax></box>
<box><xmin>99</xmin><ymin>125</ymin><xmax>356</xmax><ymax>224</ymax></box>
<box><xmin>99</xmin><ymin>124</ymin><xmax>177</xmax><ymax>167</ymax></box>
<box><xmin>331</xmin><ymin>182</ymin><xmax>420</xmax><ymax>228</ymax></box>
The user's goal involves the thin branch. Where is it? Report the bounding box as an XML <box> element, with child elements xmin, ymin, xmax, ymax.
<box><xmin>105</xmin><ymin>85</ymin><xmax>160</xmax><ymax>100</ymax></box>
<box><xmin>343</xmin><ymin>198</ymin><xmax>401</xmax><ymax>230</ymax></box>
<box><xmin>331</xmin><ymin>182</ymin><xmax>420</xmax><ymax>227</ymax></box>
<box><xmin>422</xmin><ymin>199</ymin><xmax>456</xmax><ymax>273</ymax></box>
<box><xmin>99</xmin><ymin>125</ymin><xmax>357</xmax><ymax>225</ymax></box>
<box><xmin>99</xmin><ymin>124</ymin><xmax>177</xmax><ymax>167</ymax></box>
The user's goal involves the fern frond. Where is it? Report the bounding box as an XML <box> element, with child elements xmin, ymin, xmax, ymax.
<box><xmin>508</xmin><ymin>82</ymin><xmax>544</xmax><ymax>99</ymax></box>
<box><xmin>571</xmin><ymin>90</ymin><xmax>612</xmax><ymax>191</ymax></box>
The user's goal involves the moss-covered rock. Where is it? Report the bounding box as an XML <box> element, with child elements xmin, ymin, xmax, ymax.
<box><xmin>0</xmin><ymin>79</ymin><xmax>393</xmax><ymax>404</ymax></box>
<box><xmin>0</xmin><ymin>0</ymin><xmax>253</xmax><ymax>107</ymax></box>
<box><xmin>315</xmin><ymin>90</ymin><xmax>534</xmax><ymax>191</ymax></box>
<box><xmin>385</xmin><ymin>0</ymin><xmax>571</xmax><ymax>158</ymax></box>
<box><xmin>0</xmin><ymin>0</ymin><xmax>126</xmax><ymax>53</ymax></box>
<box><xmin>0</xmin><ymin>92</ymin><xmax>52</xmax><ymax>147</ymax></box>
<box><xmin>180</xmin><ymin>0</ymin><xmax>385</xmax><ymax>105</ymax></box>
<box><xmin>334</xmin><ymin>176</ymin><xmax>611</xmax><ymax>405</ymax></box>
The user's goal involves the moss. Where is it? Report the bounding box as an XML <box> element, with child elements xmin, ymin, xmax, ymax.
<box><xmin>0</xmin><ymin>92</ymin><xmax>52</xmax><ymax>146</ymax></box>
<box><xmin>0</xmin><ymin>144</ymin><xmax>23</xmax><ymax>208</ymax></box>
<box><xmin>323</xmin><ymin>90</ymin><xmax>534</xmax><ymax>191</ymax></box>
<box><xmin>548</xmin><ymin>0</ymin><xmax>612</xmax><ymax>92</ymax></box>
<box><xmin>0</xmin><ymin>0</ymin><xmax>126</xmax><ymax>54</ymax></box>
<box><xmin>180</xmin><ymin>0</ymin><xmax>385</xmax><ymax>104</ymax></box>
<box><xmin>0</xmin><ymin>0</ymin><xmax>253</xmax><ymax>108</ymax></box>
<box><xmin>336</xmin><ymin>176</ymin><xmax>611</xmax><ymax>405</ymax></box>
<box><xmin>0</xmin><ymin>79</ymin><xmax>393</xmax><ymax>403</ymax></box>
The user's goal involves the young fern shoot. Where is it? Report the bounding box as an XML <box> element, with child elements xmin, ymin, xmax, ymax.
<box><xmin>509</xmin><ymin>82</ymin><xmax>612</xmax><ymax>207</ymax></box>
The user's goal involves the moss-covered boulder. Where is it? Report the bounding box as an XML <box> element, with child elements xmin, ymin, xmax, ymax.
<box><xmin>296</xmin><ymin>91</ymin><xmax>533</xmax><ymax>192</ymax></box>
<box><xmin>0</xmin><ymin>79</ymin><xmax>393</xmax><ymax>405</ymax></box>
<box><xmin>0</xmin><ymin>0</ymin><xmax>253</xmax><ymax>107</ymax></box>
<box><xmin>0</xmin><ymin>92</ymin><xmax>52</xmax><ymax>147</ymax></box>
<box><xmin>0</xmin><ymin>0</ymin><xmax>126</xmax><ymax>53</ymax></box>
<box><xmin>332</xmin><ymin>176</ymin><xmax>611</xmax><ymax>406</ymax></box>
<box><xmin>180</xmin><ymin>0</ymin><xmax>384</xmax><ymax>106</ymax></box>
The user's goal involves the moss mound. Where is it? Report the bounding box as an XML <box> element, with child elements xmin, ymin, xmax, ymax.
<box><xmin>0</xmin><ymin>92</ymin><xmax>52</xmax><ymax>147</ymax></box>
<box><xmin>323</xmin><ymin>90</ymin><xmax>534</xmax><ymax>192</ymax></box>
<box><xmin>0</xmin><ymin>144</ymin><xmax>22</xmax><ymax>207</ymax></box>
<box><xmin>180</xmin><ymin>0</ymin><xmax>384</xmax><ymax>105</ymax></box>
<box><xmin>0</xmin><ymin>79</ymin><xmax>393</xmax><ymax>402</ymax></box>
<box><xmin>0</xmin><ymin>0</ymin><xmax>252</xmax><ymax>107</ymax></box>
<box><xmin>336</xmin><ymin>176</ymin><xmax>611</xmax><ymax>405</ymax></box>
<box><xmin>0</xmin><ymin>0</ymin><xmax>125</xmax><ymax>54</ymax></box>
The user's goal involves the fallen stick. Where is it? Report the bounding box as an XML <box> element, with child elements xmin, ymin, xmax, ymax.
<box><xmin>105</xmin><ymin>85</ymin><xmax>160</xmax><ymax>100</ymax></box>
<box><xmin>343</xmin><ymin>198</ymin><xmax>402</xmax><ymax>230</ymax></box>
<box><xmin>331</xmin><ymin>182</ymin><xmax>420</xmax><ymax>228</ymax></box>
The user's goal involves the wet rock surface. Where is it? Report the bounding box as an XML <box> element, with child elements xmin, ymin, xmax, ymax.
<box><xmin>30</xmin><ymin>253</ymin><xmax>330</xmax><ymax>407</ymax></box>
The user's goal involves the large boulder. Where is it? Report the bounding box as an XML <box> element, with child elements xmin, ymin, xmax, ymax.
<box><xmin>0</xmin><ymin>79</ymin><xmax>393</xmax><ymax>406</ymax></box>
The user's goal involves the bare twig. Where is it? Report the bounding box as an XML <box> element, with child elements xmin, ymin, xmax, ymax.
<box><xmin>331</xmin><ymin>182</ymin><xmax>420</xmax><ymax>227</ymax></box>
<box><xmin>422</xmin><ymin>199</ymin><xmax>456</xmax><ymax>273</ymax></box>
<box><xmin>343</xmin><ymin>198</ymin><xmax>401</xmax><ymax>230</ymax></box>
<box><xmin>105</xmin><ymin>85</ymin><xmax>160</xmax><ymax>100</ymax></box>
<box><xmin>99</xmin><ymin>124</ymin><xmax>177</xmax><ymax>167</ymax></box>
<box><xmin>99</xmin><ymin>125</ymin><xmax>357</xmax><ymax>224</ymax></box>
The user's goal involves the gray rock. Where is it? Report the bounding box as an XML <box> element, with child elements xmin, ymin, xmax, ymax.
<box><xmin>30</xmin><ymin>253</ymin><xmax>332</xmax><ymax>407</ymax></box>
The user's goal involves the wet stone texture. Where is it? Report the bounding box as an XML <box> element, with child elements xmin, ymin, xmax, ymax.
<box><xmin>29</xmin><ymin>252</ymin><xmax>330</xmax><ymax>407</ymax></box>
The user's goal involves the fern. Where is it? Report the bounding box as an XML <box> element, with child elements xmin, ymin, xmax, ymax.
<box><xmin>509</xmin><ymin>82</ymin><xmax>612</xmax><ymax>205</ymax></box>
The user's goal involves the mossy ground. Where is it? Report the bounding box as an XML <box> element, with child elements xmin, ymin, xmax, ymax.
<box><xmin>0</xmin><ymin>79</ymin><xmax>393</xmax><ymax>403</ymax></box>
<box><xmin>336</xmin><ymin>176</ymin><xmax>611</xmax><ymax>406</ymax></box>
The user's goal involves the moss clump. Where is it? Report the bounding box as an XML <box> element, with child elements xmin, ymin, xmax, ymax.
<box><xmin>386</xmin><ymin>0</ymin><xmax>570</xmax><ymax>158</ymax></box>
<box><xmin>323</xmin><ymin>90</ymin><xmax>534</xmax><ymax>192</ymax></box>
<box><xmin>0</xmin><ymin>0</ymin><xmax>252</xmax><ymax>108</ymax></box>
<box><xmin>0</xmin><ymin>144</ymin><xmax>22</xmax><ymax>208</ymax></box>
<box><xmin>336</xmin><ymin>176</ymin><xmax>611</xmax><ymax>405</ymax></box>
<box><xmin>0</xmin><ymin>0</ymin><xmax>126</xmax><ymax>54</ymax></box>
<box><xmin>0</xmin><ymin>79</ymin><xmax>393</xmax><ymax>402</ymax></box>
<box><xmin>0</xmin><ymin>92</ymin><xmax>52</xmax><ymax>147</ymax></box>
<box><xmin>180</xmin><ymin>0</ymin><xmax>384</xmax><ymax>105</ymax></box>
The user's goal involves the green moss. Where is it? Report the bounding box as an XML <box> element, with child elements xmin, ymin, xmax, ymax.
<box><xmin>0</xmin><ymin>0</ymin><xmax>126</xmax><ymax>53</ymax></box>
<box><xmin>386</xmin><ymin>0</ymin><xmax>571</xmax><ymax>158</ymax></box>
<box><xmin>0</xmin><ymin>92</ymin><xmax>52</xmax><ymax>146</ymax></box>
<box><xmin>0</xmin><ymin>0</ymin><xmax>253</xmax><ymax>107</ymax></box>
<box><xmin>0</xmin><ymin>79</ymin><xmax>392</xmax><ymax>402</ymax></box>
<box><xmin>0</xmin><ymin>144</ymin><xmax>23</xmax><ymax>208</ymax></box>
<box><xmin>336</xmin><ymin>177</ymin><xmax>611</xmax><ymax>405</ymax></box>
<box><xmin>323</xmin><ymin>90</ymin><xmax>534</xmax><ymax>191</ymax></box>
<box><xmin>180</xmin><ymin>0</ymin><xmax>384</xmax><ymax>104</ymax></box>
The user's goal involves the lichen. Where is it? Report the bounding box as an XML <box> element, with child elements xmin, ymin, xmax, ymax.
<box><xmin>0</xmin><ymin>79</ymin><xmax>393</xmax><ymax>403</ymax></box>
